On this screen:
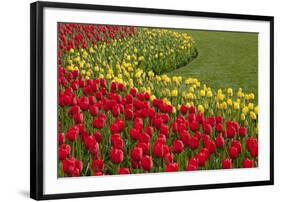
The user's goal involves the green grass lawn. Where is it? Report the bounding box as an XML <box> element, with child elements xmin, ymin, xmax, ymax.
<box><xmin>168</xmin><ymin>30</ymin><xmax>258</xmax><ymax>96</ymax></box>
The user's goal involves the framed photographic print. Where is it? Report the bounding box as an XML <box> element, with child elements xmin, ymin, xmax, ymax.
<box><xmin>30</xmin><ymin>1</ymin><xmax>274</xmax><ymax>200</ymax></box>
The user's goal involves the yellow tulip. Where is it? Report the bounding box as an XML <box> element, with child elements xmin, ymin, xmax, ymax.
<box><xmin>94</xmin><ymin>66</ymin><xmax>99</xmax><ymax>72</ymax></box>
<box><xmin>150</xmin><ymin>95</ymin><xmax>156</xmax><ymax>102</ymax></box>
<box><xmin>248</xmin><ymin>103</ymin><xmax>254</xmax><ymax>110</ymax></box>
<box><xmin>187</xmin><ymin>93</ymin><xmax>194</xmax><ymax>100</ymax></box>
<box><xmin>207</xmin><ymin>90</ymin><xmax>213</xmax><ymax>97</ymax></box>
<box><xmin>227</xmin><ymin>88</ymin><xmax>233</xmax><ymax>96</ymax></box>
<box><xmin>255</xmin><ymin>106</ymin><xmax>258</xmax><ymax>114</ymax></box>
<box><xmin>227</xmin><ymin>98</ymin><xmax>233</xmax><ymax>106</ymax></box>
<box><xmin>249</xmin><ymin>93</ymin><xmax>255</xmax><ymax>100</ymax></box>
<box><xmin>200</xmin><ymin>90</ymin><xmax>206</xmax><ymax>97</ymax></box>
<box><xmin>198</xmin><ymin>105</ymin><xmax>204</xmax><ymax>113</ymax></box>
<box><xmin>250</xmin><ymin>111</ymin><xmax>257</xmax><ymax>120</ymax></box>
<box><xmin>171</xmin><ymin>89</ymin><xmax>178</xmax><ymax>97</ymax></box>
<box><xmin>217</xmin><ymin>93</ymin><xmax>225</xmax><ymax>101</ymax></box>
<box><xmin>234</xmin><ymin>102</ymin><xmax>240</xmax><ymax>110</ymax></box>
<box><xmin>242</xmin><ymin>106</ymin><xmax>249</xmax><ymax>114</ymax></box>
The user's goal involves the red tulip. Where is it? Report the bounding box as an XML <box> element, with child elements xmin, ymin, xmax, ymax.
<box><xmin>180</xmin><ymin>105</ymin><xmax>188</xmax><ymax>115</ymax></box>
<box><xmin>205</xmin><ymin>140</ymin><xmax>216</xmax><ymax>154</ymax></box>
<box><xmin>189</xmin><ymin>106</ymin><xmax>196</xmax><ymax>113</ymax></box>
<box><xmin>164</xmin><ymin>153</ymin><xmax>173</xmax><ymax>164</ymax></box>
<box><xmin>116</xmin><ymin>120</ymin><xmax>124</xmax><ymax>132</ymax></box>
<box><xmin>62</xmin><ymin>157</ymin><xmax>83</xmax><ymax>177</ymax></box>
<box><xmin>179</xmin><ymin>130</ymin><xmax>190</xmax><ymax>146</ymax></box>
<box><xmin>215</xmin><ymin>123</ymin><xmax>224</xmax><ymax>133</ymax></box>
<box><xmin>196</xmin><ymin>152</ymin><xmax>207</xmax><ymax>167</ymax></box>
<box><xmin>137</xmin><ymin>142</ymin><xmax>150</xmax><ymax>155</ymax></box>
<box><xmin>68</xmin><ymin>105</ymin><xmax>80</xmax><ymax>117</ymax></box>
<box><xmin>131</xmin><ymin>147</ymin><xmax>143</xmax><ymax>161</ymax></box>
<box><xmin>216</xmin><ymin>116</ymin><xmax>223</xmax><ymax>124</ymax></box>
<box><xmin>141</xmin><ymin>156</ymin><xmax>153</xmax><ymax>171</ymax></box>
<box><xmin>215</xmin><ymin>135</ymin><xmax>225</xmax><ymax>149</ymax></box>
<box><xmin>58</xmin><ymin>133</ymin><xmax>65</xmax><ymax>145</ymax></box>
<box><xmin>84</xmin><ymin>135</ymin><xmax>99</xmax><ymax>155</ymax></box>
<box><xmin>89</xmin><ymin>105</ymin><xmax>99</xmax><ymax>117</ymax></box>
<box><xmin>131</xmin><ymin>160</ymin><xmax>141</xmax><ymax>169</ymax></box>
<box><xmin>139</xmin><ymin>132</ymin><xmax>151</xmax><ymax>143</ymax></box>
<box><xmin>226</xmin><ymin>125</ymin><xmax>236</xmax><ymax>138</ymax></box>
<box><xmin>173</xmin><ymin>140</ymin><xmax>184</xmax><ymax>153</ymax></box>
<box><xmin>190</xmin><ymin>121</ymin><xmax>199</xmax><ymax>132</ymax></box>
<box><xmin>110</xmin><ymin>82</ymin><xmax>117</xmax><ymax>92</ymax></box>
<box><xmin>206</xmin><ymin>117</ymin><xmax>216</xmax><ymax>127</ymax></box>
<box><xmin>111</xmin><ymin>105</ymin><xmax>120</xmax><ymax>117</ymax></box>
<box><xmin>78</xmin><ymin>97</ymin><xmax>89</xmax><ymax>111</ymax></box>
<box><xmin>73</xmin><ymin>112</ymin><xmax>84</xmax><ymax>124</ymax></box>
<box><xmin>118</xmin><ymin>168</ymin><xmax>130</xmax><ymax>174</ymax></box>
<box><xmin>129</xmin><ymin>88</ymin><xmax>137</xmax><ymax>97</ymax></box>
<box><xmin>153</xmin><ymin>142</ymin><xmax>164</xmax><ymax>158</ymax></box>
<box><xmin>161</xmin><ymin>114</ymin><xmax>170</xmax><ymax>124</ymax></box>
<box><xmin>222</xmin><ymin>158</ymin><xmax>232</xmax><ymax>169</ymax></box>
<box><xmin>110</xmin><ymin>123</ymin><xmax>119</xmax><ymax>134</ymax></box>
<box><xmin>112</xmin><ymin>136</ymin><xmax>124</xmax><ymax>150</ymax></box>
<box><xmin>118</xmin><ymin>83</ymin><xmax>125</xmax><ymax>92</ymax></box>
<box><xmin>129</xmin><ymin>128</ymin><xmax>139</xmax><ymax>140</ymax></box>
<box><xmin>92</xmin><ymin>115</ymin><xmax>106</xmax><ymax>129</ymax></box>
<box><xmin>243</xmin><ymin>158</ymin><xmax>253</xmax><ymax>168</ymax></box>
<box><xmin>66</xmin><ymin>126</ymin><xmax>79</xmax><ymax>142</ymax></box>
<box><xmin>160</xmin><ymin>124</ymin><xmax>169</xmax><ymax>137</ymax></box>
<box><xmin>99</xmin><ymin>78</ymin><xmax>107</xmax><ymax>88</ymax></box>
<box><xmin>145</xmin><ymin>126</ymin><xmax>154</xmax><ymax>137</ymax></box>
<box><xmin>58</xmin><ymin>144</ymin><xmax>71</xmax><ymax>160</ymax></box>
<box><xmin>93</xmin><ymin>131</ymin><xmax>102</xmax><ymax>143</ymax></box>
<box><xmin>203</xmin><ymin>122</ymin><xmax>212</xmax><ymax>135</ymax></box>
<box><xmin>229</xmin><ymin>146</ymin><xmax>239</xmax><ymax>159</ymax></box>
<box><xmin>91</xmin><ymin>159</ymin><xmax>104</xmax><ymax>172</ymax></box>
<box><xmin>189</xmin><ymin>136</ymin><xmax>199</xmax><ymax>150</ymax></box>
<box><xmin>165</xmin><ymin>163</ymin><xmax>179</xmax><ymax>172</ymax></box>
<box><xmin>94</xmin><ymin>172</ymin><xmax>103</xmax><ymax>176</ymax></box>
<box><xmin>186</xmin><ymin>157</ymin><xmax>198</xmax><ymax>171</ymax></box>
<box><xmin>249</xmin><ymin>144</ymin><xmax>258</xmax><ymax>158</ymax></box>
<box><xmin>239</xmin><ymin>127</ymin><xmax>247</xmax><ymax>137</ymax></box>
<box><xmin>124</xmin><ymin>108</ymin><xmax>134</xmax><ymax>120</ymax></box>
<box><xmin>110</xmin><ymin>148</ymin><xmax>123</xmax><ymax>164</ymax></box>
<box><xmin>231</xmin><ymin>140</ymin><xmax>242</xmax><ymax>154</ymax></box>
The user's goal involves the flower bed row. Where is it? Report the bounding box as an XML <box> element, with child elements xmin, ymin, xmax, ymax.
<box><xmin>59</xmin><ymin>23</ymin><xmax>198</xmax><ymax>76</ymax></box>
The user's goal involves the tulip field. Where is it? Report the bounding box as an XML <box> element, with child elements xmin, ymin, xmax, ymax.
<box><xmin>58</xmin><ymin>23</ymin><xmax>258</xmax><ymax>177</ymax></box>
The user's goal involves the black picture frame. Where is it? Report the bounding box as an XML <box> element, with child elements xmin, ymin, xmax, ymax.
<box><xmin>30</xmin><ymin>1</ymin><xmax>274</xmax><ymax>200</ymax></box>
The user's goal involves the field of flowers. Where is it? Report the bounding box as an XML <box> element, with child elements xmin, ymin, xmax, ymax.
<box><xmin>58</xmin><ymin>23</ymin><xmax>258</xmax><ymax>177</ymax></box>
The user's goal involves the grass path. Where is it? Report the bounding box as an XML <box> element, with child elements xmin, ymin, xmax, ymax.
<box><xmin>168</xmin><ymin>30</ymin><xmax>258</xmax><ymax>96</ymax></box>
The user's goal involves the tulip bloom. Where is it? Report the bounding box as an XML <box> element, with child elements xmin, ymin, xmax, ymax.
<box><xmin>91</xmin><ymin>159</ymin><xmax>104</xmax><ymax>173</ymax></box>
<box><xmin>131</xmin><ymin>147</ymin><xmax>143</xmax><ymax>161</ymax></box>
<box><xmin>222</xmin><ymin>159</ymin><xmax>232</xmax><ymax>169</ymax></box>
<box><xmin>141</xmin><ymin>156</ymin><xmax>153</xmax><ymax>171</ymax></box>
<box><xmin>118</xmin><ymin>168</ymin><xmax>130</xmax><ymax>175</ymax></box>
<box><xmin>215</xmin><ymin>135</ymin><xmax>225</xmax><ymax>149</ymax></box>
<box><xmin>186</xmin><ymin>157</ymin><xmax>198</xmax><ymax>171</ymax></box>
<box><xmin>242</xmin><ymin>158</ymin><xmax>253</xmax><ymax>168</ymax></box>
<box><xmin>66</xmin><ymin>126</ymin><xmax>79</xmax><ymax>142</ymax></box>
<box><xmin>229</xmin><ymin>146</ymin><xmax>239</xmax><ymax>159</ymax></box>
<box><xmin>173</xmin><ymin>140</ymin><xmax>184</xmax><ymax>153</ymax></box>
<box><xmin>58</xmin><ymin>144</ymin><xmax>71</xmax><ymax>160</ymax></box>
<box><xmin>165</xmin><ymin>163</ymin><xmax>179</xmax><ymax>172</ymax></box>
<box><xmin>110</xmin><ymin>148</ymin><xmax>124</xmax><ymax>164</ymax></box>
